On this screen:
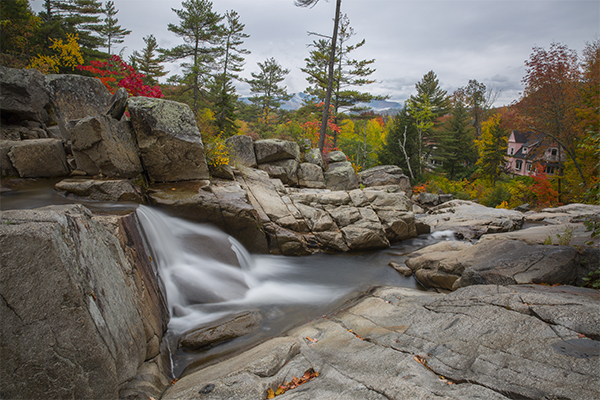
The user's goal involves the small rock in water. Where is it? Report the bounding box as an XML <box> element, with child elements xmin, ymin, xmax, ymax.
<box><xmin>178</xmin><ymin>310</ymin><xmax>263</xmax><ymax>350</ymax></box>
<box><xmin>389</xmin><ymin>262</ymin><xmax>413</xmax><ymax>277</ymax></box>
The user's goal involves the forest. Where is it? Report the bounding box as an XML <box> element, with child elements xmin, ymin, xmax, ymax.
<box><xmin>2</xmin><ymin>0</ymin><xmax>598</xmax><ymax>209</ymax></box>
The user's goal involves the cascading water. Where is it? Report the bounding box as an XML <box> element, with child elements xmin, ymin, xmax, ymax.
<box><xmin>135</xmin><ymin>206</ymin><xmax>456</xmax><ymax>376</ymax></box>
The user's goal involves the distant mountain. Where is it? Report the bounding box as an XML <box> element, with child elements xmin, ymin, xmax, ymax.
<box><xmin>241</xmin><ymin>93</ymin><xmax>402</xmax><ymax>115</ymax></box>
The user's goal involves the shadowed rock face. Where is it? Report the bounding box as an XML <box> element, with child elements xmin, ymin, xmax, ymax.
<box><xmin>0</xmin><ymin>205</ymin><xmax>170</xmax><ymax>400</ymax></box>
<box><xmin>163</xmin><ymin>284</ymin><xmax>600</xmax><ymax>400</ymax></box>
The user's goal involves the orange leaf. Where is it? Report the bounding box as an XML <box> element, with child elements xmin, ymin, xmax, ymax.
<box><xmin>266</xmin><ymin>388</ymin><xmax>275</xmax><ymax>399</ymax></box>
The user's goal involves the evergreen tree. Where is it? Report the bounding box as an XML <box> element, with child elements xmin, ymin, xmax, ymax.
<box><xmin>409</xmin><ymin>70</ymin><xmax>450</xmax><ymax>119</ymax></box>
<box><xmin>455</xmin><ymin>79</ymin><xmax>496</xmax><ymax>138</ymax></box>
<box><xmin>303</xmin><ymin>15</ymin><xmax>386</xmax><ymax>113</ymax></box>
<box><xmin>0</xmin><ymin>0</ymin><xmax>40</xmax><ymax>68</ymax></box>
<box><xmin>436</xmin><ymin>100</ymin><xmax>477</xmax><ymax>180</ymax></box>
<box><xmin>210</xmin><ymin>10</ymin><xmax>250</xmax><ymax>137</ymax></box>
<box><xmin>130</xmin><ymin>35</ymin><xmax>167</xmax><ymax>85</ymax></box>
<box><xmin>161</xmin><ymin>0</ymin><xmax>223</xmax><ymax>114</ymax></box>
<box><xmin>246</xmin><ymin>57</ymin><xmax>292</xmax><ymax>133</ymax></box>
<box><xmin>378</xmin><ymin>108</ymin><xmax>420</xmax><ymax>181</ymax></box>
<box><xmin>100</xmin><ymin>1</ymin><xmax>130</xmax><ymax>54</ymax></box>
<box><xmin>295</xmin><ymin>0</ymin><xmax>342</xmax><ymax>154</ymax></box>
<box><xmin>62</xmin><ymin>0</ymin><xmax>105</xmax><ymax>50</ymax></box>
<box><xmin>476</xmin><ymin>114</ymin><xmax>509</xmax><ymax>186</ymax></box>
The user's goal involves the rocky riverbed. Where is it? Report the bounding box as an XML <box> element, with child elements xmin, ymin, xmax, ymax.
<box><xmin>1</xmin><ymin>66</ymin><xmax>599</xmax><ymax>400</ymax></box>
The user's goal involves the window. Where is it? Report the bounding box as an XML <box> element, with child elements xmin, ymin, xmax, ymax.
<box><xmin>545</xmin><ymin>166</ymin><xmax>556</xmax><ymax>174</ymax></box>
<box><xmin>515</xmin><ymin>160</ymin><xmax>523</xmax><ymax>171</ymax></box>
<box><xmin>551</xmin><ymin>148</ymin><xmax>558</xmax><ymax>156</ymax></box>
<box><xmin>526</xmin><ymin>163</ymin><xmax>532</xmax><ymax>172</ymax></box>
<box><xmin>522</xmin><ymin>147</ymin><xmax>528</xmax><ymax>154</ymax></box>
<box><xmin>510</xmin><ymin>147</ymin><xmax>514</xmax><ymax>155</ymax></box>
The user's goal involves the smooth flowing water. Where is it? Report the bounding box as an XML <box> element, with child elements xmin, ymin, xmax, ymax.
<box><xmin>0</xmin><ymin>179</ymin><xmax>456</xmax><ymax>377</ymax></box>
<box><xmin>135</xmin><ymin>206</ymin><xmax>455</xmax><ymax>377</ymax></box>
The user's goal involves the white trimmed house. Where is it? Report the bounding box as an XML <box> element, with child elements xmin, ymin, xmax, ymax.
<box><xmin>506</xmin><ymin>131</ymin><xmax>562</xmax><ymax>176</ymax></box>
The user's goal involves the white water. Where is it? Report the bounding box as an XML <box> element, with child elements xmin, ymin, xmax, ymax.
<box><xmin>136</xmin><ymin>206</ymin><xmax>351</xmax><ymax>336</ymax></box>
<box><xmin>135</xmin><ymin>205</ymin><xmax>456</xmax><ymax>375</ymax></box>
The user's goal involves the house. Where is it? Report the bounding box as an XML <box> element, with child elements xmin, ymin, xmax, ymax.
<box><xmin>506</xmin><ymin>131</ymin><xmax>562</xmax><ymax>176</ymax></box>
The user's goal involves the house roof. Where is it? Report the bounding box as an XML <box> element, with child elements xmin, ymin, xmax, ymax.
<box><xmin>510</xmin><ymin>130</ymin><xmax>533</xmax><ymax>144</ymax></box>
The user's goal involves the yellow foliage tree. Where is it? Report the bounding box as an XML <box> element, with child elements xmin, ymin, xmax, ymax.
<box><xmin>28</xmin><ymin>33</ymin><xmax>84</xmax><ymax>74</ymax></box>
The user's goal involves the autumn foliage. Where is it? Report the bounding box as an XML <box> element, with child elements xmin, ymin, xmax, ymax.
<box><xmin>531</xmin><ymin>163</ymin><xmax>559</xmax><ymax>207</ymax></box>
<box><xmin>266</xmin><ymin>368</ymin><xmax>320</xmax><ymax>398</ymax></box>
<box><xmin>77</xmin><ymin>55</ymin><xmax>163</xmax><ymax>98</ymax></box>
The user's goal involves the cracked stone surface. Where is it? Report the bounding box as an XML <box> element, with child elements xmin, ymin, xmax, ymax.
<box><xmin>164</xmin><ymin>284</ymin><xmax>599</xmax><ymax>400</ymax></box>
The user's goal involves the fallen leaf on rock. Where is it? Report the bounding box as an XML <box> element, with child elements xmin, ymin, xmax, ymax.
<box><xmin>268</xmin><ymin>368</ymin><xmax>320</xmax><ymax>397</ymax></box>
<box><xmin>578</xmin><ymin>333</ymin><xmax>586</xmax><ymax>338</ymax></box>
<box><xmin>414</xmin><ymin>355</ymin><xmax>427</xmax><ymax>366</ymax></box>
<box><xmin>305</xmin><ymin>336</ymin><xmax>318</xmax><ymax>344</ymax></box>
<box><xmin>169</xmin><ymin>378</ymin><xmax>178</xmax><ymax>386</ymax></box>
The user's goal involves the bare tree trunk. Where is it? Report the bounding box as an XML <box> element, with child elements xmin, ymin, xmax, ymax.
<box><xmin>398</xmin><ymin>126</ymin><xmax>414</xmax><ymax>180</ymax></box>
<box><xmin>318</xmin><ymin>0</ymin><xmax>341</xmax><ymax>154</ymax></box>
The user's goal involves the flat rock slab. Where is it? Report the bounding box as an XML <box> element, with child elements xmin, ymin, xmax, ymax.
<box><xmin>55</xmin><ymin>178</ymin><xmax>143</xmax><ymax>203</ymax></box>
<box><xmin>406</xmin><ymin>239</ymin><xmax>586</xmax><ymax>290</ymax></box>
<box><xmin>165</xmin><ymin>284</ymin><xmax>599</xmax><ymax>400</ymax></box>
<box><xmin>419</xmin><ymin>200</ymin><xmax>524</xmax><ymax>239</ymax></box>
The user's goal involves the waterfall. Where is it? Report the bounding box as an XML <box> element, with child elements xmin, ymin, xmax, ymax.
<box><xmin>135</xmin><ymin>206</ymin><xmax>345</xmax><ymax>335</ymax></box>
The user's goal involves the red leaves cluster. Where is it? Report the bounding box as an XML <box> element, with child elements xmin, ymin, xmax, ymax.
<box><xmin>302</xmin><ymin>102</ymin><xmax>341</xmax><ymax>157</ymax></box>
<box><xmin>266</xmin><ymin>368</ymin><xmax>319</xmax><ymax>398</ymax></box>
<box><xmin>77</xmin><ymin>55</ymin><xmax>163</xmax><ymax>98</ymax></box>
<box><xmin>531</xmin><ymin>163</ymin><xmax>559</xmax><ymax>207</ymax></box>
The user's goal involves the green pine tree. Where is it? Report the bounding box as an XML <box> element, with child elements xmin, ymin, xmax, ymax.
<box><xmin>209</xmin><ymin>10</ymin><xmax>250</xmax><ymax>137</ymax></box>
<box><xmin>246</xmin><ymin>57</ymin><xmax>292</xmax><ymax>135</ymax></box>
<box><xmin>100</xmin><ymin>1</ymin><xmax>130</xmax><ymax>54</ymax></box>
<box><xmin>379</xmin><ymin>108</ymin><xmax>420</xmax><ymax>181</ymax></box>
<box><xmin>160</xmin><ymin>0</ymin><xmax>223</xmax><ymax>114</ymax></box>
<box><xmin>130</xmin><ymin>35</ymin><xmax>167</xmax><ymax>85</ymax></box>
<box><xmin>436</xmin><ymin>100</ymin><xmax>477</xmax><ymax>180</ymax></box>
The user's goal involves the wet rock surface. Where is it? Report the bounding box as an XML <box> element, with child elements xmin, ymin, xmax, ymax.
<box><xmin>164</xmin><ymin>284</ymin><xmax>599</xmax><ymax>400</ymax></box>
<box><xmin>178</xmin><ymin>311</ymin><xmax>263</xmax><ymax>351</ymax></box>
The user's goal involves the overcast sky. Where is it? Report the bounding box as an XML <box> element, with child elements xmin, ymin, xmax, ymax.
<box><xmin>32</xmin><ymin>0</ymin><xmax>599</xmax><ymax>107</ymax></box>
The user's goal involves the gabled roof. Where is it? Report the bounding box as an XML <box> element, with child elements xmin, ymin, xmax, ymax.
<box><xmin>510</xmin><ymin>130</ymin><xmax>533</xmax><ymax>144</ymax></box>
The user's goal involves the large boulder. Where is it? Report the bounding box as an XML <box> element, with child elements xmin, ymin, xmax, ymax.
<box><xmin>254</xmin><ymin>139</ymin><xmax>300</xmax><ymax>164</ymax></box>
<box><xmin>226</xmin><ymin>135</ymin><xmax>257</xmax><ymax>167</ymax></box>
<box><xmin>0</xmin><ymin>66</ymin><xmax>49</xmax><ymax>123</ymax></box>
<box><xmin>0</xmin><ymin>205</ymin><xmax>152</xmax><ymax>399</ymax></box>
<box><xmin>359</xmin><ymin>165</ymin><xmax>411</xmax><ymax>192</ymax></box>
<box><xmin>324</xmin><ymin>160</ymin><xmax>359</xmax><ymax>190</ymax></box>
<box><xmin>304</xmin><ymin>148</ymin><xmax>324</xmax><ymax>170</ymax></box>
<box><xmin>419</xmin><ymin>200</ymin><xmax>524</xmax><ymax>239</ymax></box>
<box><xmin>45</xmin><ymin>73</ymin><xmax>113</xmax><ymax>139</ymax></box>
<box><xmin>164</xmin><ymin>284</ymin><xmax>600</xmax><ymax>400</ymax></box>
<box><xmin>4</xmin><ymin>138</ymin><xmax>69</xmax><ymax>178</ymax></box>
<box><xmin>406</xmin><ymin>239</ymin><xmax>590</xmax><ymax>290</ymax></box>
<box><xmin>327</xmin><ymin>150</ymin><xmax>347</xmax><ymax>163</ymax></box>
<box><xmin>297</xmin><ymin>162</ymin><xmax>325</xmax><ymax>188</ymax></box>
<box><xmin>70</xmin><ymin>115</ymin><xmax>143</xmax><ymax>178</ymax></box>
<box><xmin>128</xmin><ymin>97</ymin><xmax>209</xmax><ymax>183</ymax></box>
<box><xmin>258</xmin><ymin>159</ymin><xmax>299</xmax><ymax>186</ymax></box>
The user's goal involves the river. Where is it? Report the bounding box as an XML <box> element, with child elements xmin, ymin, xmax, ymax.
<box><xmin>1</xmin><ymin>178</ymin><xmax>456</xmax><ymax>377</ymax></box>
